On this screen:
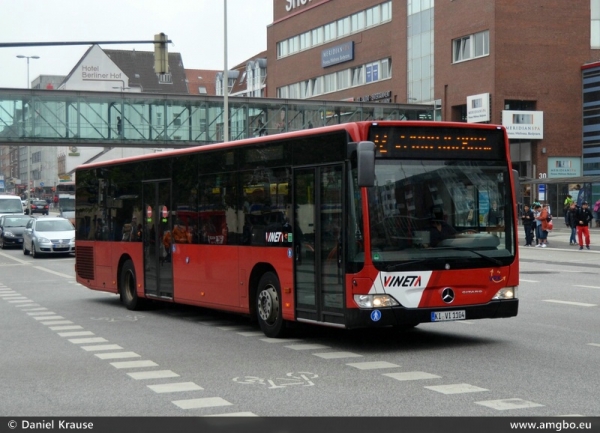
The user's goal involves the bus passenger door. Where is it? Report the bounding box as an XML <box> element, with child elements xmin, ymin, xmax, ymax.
<box><xmin>293</xmin><ymin>165</ymin><xmax>345</xmax><ymax>326</ymax></box>
<box><xmin>142</xmin><ymin>180</ymin><xmax>174</xmax><ymax>299</ymax></box>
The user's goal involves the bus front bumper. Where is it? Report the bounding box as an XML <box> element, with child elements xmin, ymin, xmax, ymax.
<box><xmin>345</xmin><ymin>299</ymin><xmax>519</xmax><ymax>329</ymax></box>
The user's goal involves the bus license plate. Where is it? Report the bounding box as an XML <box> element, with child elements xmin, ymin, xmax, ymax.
<box><xmin>431</xmin><ymin>310</ymin><xmax>466</xmax><ymax>322</ymax></box>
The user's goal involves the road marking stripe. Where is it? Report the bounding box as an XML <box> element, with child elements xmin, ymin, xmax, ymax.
<box><xmin>346</xmin><ymin>361</ymin><xmax>400</xmax><ymax>370</ymax></box>
<box><xmin>313</xmin><ymin>351</ymin><xmax>363</xmax><ymax>359</ymax></box>
<box><xmin>80</xmin><ymin>344</ymin><xmax>123</xmax><ymax>352</ymax></box>
<box><xmin>588</xmin><ymin>343</ymin><xmax>600</xmax><ymax>348</ymax></box>
<box><xmin>216</xmin><ymin>326</ymin><xmax>250</xmax><ymax>331</ymax></box>
<box><xmin>384</xmin><ymin>371</ymin><xmax>441</xmax><ymax>381</ymax></box>
<box><xmin>8</xmin><ymin>300</ymin><xmax>33</xmax><ymax>303</ymax></box>
<box><xmin>1</xmin><ymin>296</ymin><xmax>27</xmax><ymax>299</ymax></box>
<box><xmin>33</xmin><ymin>315</ymin><xmax>64</xmax><ymax>320</ymax></box>
<box><xmin>110</xmin><ymin>360</ymin><xmax>158</xmax><ymax>369</ymax></box>
<box><xmin>95</xmin><ymin>352</ymin><xmax>141</xmax><ymax>360</ymax></box>
<box><xmin>425</xmin><ymin>383</ymin><xmax>488</xmax><ymax>394</ymax></box>
<box><xmin>33</xmin><ymin>266</ymin><xmax>74</xmax><ymax>279</ymax></box>
<box><xmin>15</xmin><ymin>303</ymin><xmax>39</xmax><ymax>308</ymax></box>
<box><xmin>57</xmin><ymin>331</ymin><xmax>95</xmax><ymax>337</ymax></box>
<box><xmin>0</xmin><ymin>293</ymin><xmax>19</xmax><ymax>296</ymax></box>
<box><xmin>285</xmin><ymin>344</ymin><xmax>330</xmax><ymax>350</ymax></box>
<box><xmin>147</xmin><ymin>382</ymin><xmax>203</xmax><ymax>393</ymax></box>
<box><xmin>68</xmin><ymin>337</ymin><xmax>108</xmax><ymax>344</ymax></box>
<box><xmin>237</xmin><ymin>331</ymin><xmax>265</xmax><ymax>337</ymax></box>
<box><xmin>22</xmin><ymin>308</ymin><xmax>49</xmax><ymax>312</ymax></box>
<box><xmin>475</xmin><ymin>398</ymin><xmax>544</xmax><ymax>410</ymax></box>
<box><xmin>543</xmin><ymin>299</ymin><xmax>597</xmax><ymax>307</ymax></box>
<box><xmin>260</xmin><ymin>338</ymin><xmax>302</xmax><ymax>344</ymax></box>
<box><xmin>128</xmin><ymin>370</ymin><xmax>180</xmax><ymax>380</ymax></box>
<box><xmin>172</xmin><ymin>397</ymin><xmax>233</xmax><ymax>410</ymax></box>
<box><xmin>39</xmin><ymin>320</ymin><xmax>74</xmax><ymax>325</ymax></box>
<box><xmin>27</xmin><ymin>311</ymin><xmax>56</xmax><ymax>316</ymax></box>
<box><xmin>204</xmin><ymin>412</ymin><xmax>258</xmax><ymax>417</ymax></box>
<box><xmin>519</xmin><ymin>279</ymin><xmax>539</xmax><ymax>283</ymax></box>
<box><xmin>49</xmin><ymin>325</ymin><xmax>84</xmax><ymax>331</ymax></box>
<box><xmin>574</xmin><ymin>285</ymin><xmax>600</xmax><ymax>290</ymax></box>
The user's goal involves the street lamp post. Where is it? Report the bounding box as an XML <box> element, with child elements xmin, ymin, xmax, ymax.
<box><xmin>16</xmin><ymin>55</ymin><xmax>40</xmax><ymax>214</ymax></box>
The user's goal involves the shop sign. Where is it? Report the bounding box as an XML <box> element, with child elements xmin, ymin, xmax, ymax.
<box><xmin>321</xmin><ymin>41</ymin><xmax>354</xmax><ymax>68</ymax></box>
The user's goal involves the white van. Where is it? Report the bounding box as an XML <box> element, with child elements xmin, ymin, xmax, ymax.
<box><xmin>0</xmin><ymin>195</ymin><xmax>25</xmax><ymax>217</ymax></box>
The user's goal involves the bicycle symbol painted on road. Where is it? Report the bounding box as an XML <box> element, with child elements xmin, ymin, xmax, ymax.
<box><xmin>233</xmin><ymin>372</ymin><xmax>318</xmax><ymax>389</ymax></box>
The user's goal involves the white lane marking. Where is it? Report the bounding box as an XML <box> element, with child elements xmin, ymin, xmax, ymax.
<box><xmin>425</xmin><ymin>383</ymin><xmax>489</xmax><ymax>394</ymax></box>
<box><xmin>24</xmin><ymin>308</ymin><xmax>50</xmax><ymax>312</ymax></box>
<box><xmin>68</xmin><ymin>337</ymin><xmax>109</xmax><ymax>344</ymax></box>
<box><xmin>57</xmin><ymin>331</ymin><xmax>95</xmax><ymax>337</ymax></box>
<box><xmin>587</xmin><ymin>343</ymin><xmax>600</xmax><ymax>348</ymax></box>
<box><xmin>519</xmin><ymin>279</ymin><xmax>539</xmax><ymax>283</ymax></box>
<box><xmin>204</xmin><ymin>412</ymin><xmax>258</xmax><ymax>417</ymax></box>
<box><xmin>33</xmin><ymin>266</ymin><xmax>74</xmax><ymax>279</ymax></box>
<box><xmin>384</xmin><ymin>371</ymin><xmax>441</xmax><ymax>381</ymax></box>
<box><xmin>128</xmin><ymin>370</ymin><xmax>180</xmax><ymax>380</ymax></box>
<box><xmin>216</xmin><ymin>326</ymin><xmax>250</xmax><ymax>331</ymax></box>
<box><xmin>49</xmin><ymin>325</ymin><xmax>84</xmax><ymax>331</ymax></box>
<box><xmin>27</xmin><ymin>311</ymin><xmax>57</xmax><ymax>316</ymax></box>
<box><xmin>8</xmin><ymin>300</ymin><xmax>34</xmax><ymax>303</ymax></box>
<box><xmin>346</xmin><ymin>361</ymin><xmax>400</xmax><ymax>370</ymax></box>
<box><xmin>95</xmin><ymin>352</ymin><xmax>141</xmax><ymax>360</ymax></box>
<box><xmin>39</xmin><ymin>320</ymin><xmax>74</xmax><ymax>325</ymax></box>
<box><xmin>313</xmin><ymin>352</ymin><xmax>363</xmax><ymax>359</ymax></box>
<box><xmin>574</xmin><ymin>285</ymin><xmax>600</xmax><ymax>290</ymax></box>
<box><xmin>147</xmin><ymin>382</ymin><xmax>203</xmax><ymax>393</ymax></box>
<box><xmin>543</xmin><ymin>299</ymin><xmax>597</xmax><ymax>307</ymax></box>
<box><xmin>33</xmin><ymin>315</ymin><xmax>64</xmax><ymax>321</ymax></box>
<box><xmin>110</xmin><ymin>360</ymin><xmax>158</xmax><ymax>369</ymax></box>
<box><xmin>172</xmin><ymin>397</ymin><xmax>233</xmax><ymax>410</ymax></box>
<box><xmin>237</xmin><ymin>331</ymin><xmax>265</xmax><ymax>337</ymax></box>
<box><xmin>15</xmin><ymin>303</ymin><xmax>40</xmax><ymax>308</ymax></box>
<box><xmin>260</xmin><ymin>338</ymin><xmax>302</xmax><ymax>344</ymax></box>
<box><xmin>285</xmin><ymin>344</ymin><xmax>330</xmax><ymax>350</ymax></box>
<box><xmin>80</xmin><ymin>344</ymin><xmax>123</xmax><ymax>352</ymax></box>
<box><xmin>475</xmin><ymin>398</ymin><xmax>544</xmax><ymax>410</ymax></box>
<box><xmin>0</xmin><ymin>293</ymin><xmax>19</xmax><ymax>296</ymax></box>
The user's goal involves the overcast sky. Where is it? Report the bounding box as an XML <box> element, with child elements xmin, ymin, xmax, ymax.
<box><xmin>0</xmin><ymin>0</ymin><xmax>273</xmax><ymax>88</ymax></box>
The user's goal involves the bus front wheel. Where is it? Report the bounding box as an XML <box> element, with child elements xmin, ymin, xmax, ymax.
<box><xmin>256</xmin><ymin>272</ymin><xmax>286</xmax><ymax>338</ymax></box>
<box><xmin>120</xmin><ymin>260</ymin><xmax>142</xmax><ymax>310</ymax></box>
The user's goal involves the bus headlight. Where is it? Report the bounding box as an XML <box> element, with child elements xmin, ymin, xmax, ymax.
<box><xmin>492</xmin><ymin>286</ymin><xmax>518</xmax><ymax>300</ymax></box>
<box><xmin>354</xmin><ymin>294</ymin><xmax>400</xmax><ymax>309</ymax></box>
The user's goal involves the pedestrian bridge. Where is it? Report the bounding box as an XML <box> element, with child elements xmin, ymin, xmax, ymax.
<box><xmin>0</xmin><ymin>88</ymin><xmax>434</xmax><ymax>148</ymax></box>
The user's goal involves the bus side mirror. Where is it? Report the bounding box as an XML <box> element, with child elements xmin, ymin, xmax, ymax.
<box><xmin>357</xmin><ymin>141</ymin><xmax>375</xmax><ymax>187</ymax></box>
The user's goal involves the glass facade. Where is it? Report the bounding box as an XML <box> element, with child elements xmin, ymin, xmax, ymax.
<box><xmin>407</xmin><ymin>0</ymin><xmax>434</xmax><ymax>103</ymax></box>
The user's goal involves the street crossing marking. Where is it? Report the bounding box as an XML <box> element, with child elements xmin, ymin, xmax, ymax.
<box><xmin>50</xmin><ymin>325</ymin><xmax>84</xmax><ymax>331</ymax></box>
<box><xmin>313</xmin><ymin>351</ymin><xmax>363</xmax><ymax>359</ymax></box>
<box><xmin>172</xmin><ymin>397</ymin><xmax>233</xmax><ymax>410</ymax></box>
<box><xmin>384</xmin><ymin>371</ymin><xmax>441</xmax><ymax>381</ymax></box>
<box><xmin>425</xmin><ymin>383</ymin><xmax>488</xmax><ymax>394</ymax></box>
<box><xmin>95</xmin><ymin>352</ymin><xmax>141</xmax><ymax>360</ymax></box>
<box><xmin>80</xmin><ymin>344</ymin><xmax>123</xmax><ymax>352</ymax></box>
<box><xmin>346</xmin><ymin>361</ymin><xmax>400</xmax><ymax>370</ymax></box>
<box><xmin>285</xmin><ymin>344</ymin><xmax>330</xmax><ymax>350</ymax></box>
<box><xmin>57</xmin><ymin>331</ymin><xmax>95</xmax><ymax>337</ymax></box>
<box><xmin>543</xmin><ymin>299</ymin><xmax>597</xmax><ymax>307</ymax></box>
<box><xmin>519</xmin><ymin>279</ymin><xmax>539</xmax><ymax>283</ymax></box>
<box><xmin>128</xmin><ymin>370</ymin><xmax>180</xmax><ymax>380</ymax></box>
<box><xmin>147</xmin><ymin>382</ymin><xmax>203</xmax><ymax>393</ymax></box>
<box><xmin>68</xmin><ymin>337</ymin><xmax>108</xmax><ymax>344</ymax></box>
<box><xmin>475</xmin><ymin>398</ymin><xmax>544</xmax><ymax>411</ymax></box>
<box><xmin>110</xmin><ymin>360</ymin><xmax>158</xmax><ymax>369</ymax></box>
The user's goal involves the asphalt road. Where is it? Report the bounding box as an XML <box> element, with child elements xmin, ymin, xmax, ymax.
<box><xmin>0</xmin><ymin>236</ymin><xmax>599</xmax><ymax>418</ymax></box>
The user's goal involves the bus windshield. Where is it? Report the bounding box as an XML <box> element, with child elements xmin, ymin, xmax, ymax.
<box><xmin>367</xmin><ymin>158</ymin><xmax>515</xmax><ymax>271</ymax></box>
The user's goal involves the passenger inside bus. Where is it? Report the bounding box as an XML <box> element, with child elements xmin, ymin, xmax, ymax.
<box><xmin>428</xmin><ymin>208</ymin><xmax>457</xmax><ymax>247</ymax></box>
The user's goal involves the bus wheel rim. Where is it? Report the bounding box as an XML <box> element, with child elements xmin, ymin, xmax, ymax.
<box><xmin>258</xmin><ymin>285</ymin><xmax>279</xmax><ymax>324</ymax></box>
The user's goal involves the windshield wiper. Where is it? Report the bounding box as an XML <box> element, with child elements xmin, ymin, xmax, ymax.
<box><xmin>434</xmin><ymin>247</ymin><xmax>504</xmax><ymax>266</ymax></box>
<box><xmin>385</xmin><ymin>259</ymin><xmax>430</xmax><ymax>272</ymax></box>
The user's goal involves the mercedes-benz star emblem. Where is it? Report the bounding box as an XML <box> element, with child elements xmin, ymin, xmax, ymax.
<box><xmin>441</xmin><ymin>288</ymin><xmax>455</xmax><ymax>304</ymax></box>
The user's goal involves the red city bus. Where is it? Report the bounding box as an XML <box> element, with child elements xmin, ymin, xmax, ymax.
<box><xmin>75</xmin><ymin>121</ymin><xmax>519</xmax><ymax>338</ymax></box>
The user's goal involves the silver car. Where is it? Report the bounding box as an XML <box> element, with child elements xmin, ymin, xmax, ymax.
<box><xmin>23</xmin><ymin>217</ymin><xmax>75</xmax><ymax>258</ymax></box>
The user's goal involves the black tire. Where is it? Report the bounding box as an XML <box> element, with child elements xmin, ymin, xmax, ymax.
<box><xmin>31</xmin><ymin>243</ymin><xmax>40</xmax><ymax>258</ymax></box>
<box><xmin>0</xmin><ymin>237</ymin><xmax>4</xmax><ymax>249</ymax></box>
<box><xmin>23</xmin><ymin>241</ymin><xmax>30</xmax><ymax>255</ymax></box>
<box><xmin>120</xmin><ymin>260</ymin><xmax>143</xmax><ymax>310</ymax></box>
<box><xmin>256</xmin><ymin>272</ymin><xmax>287</xmax><ymax>338</ymax></box>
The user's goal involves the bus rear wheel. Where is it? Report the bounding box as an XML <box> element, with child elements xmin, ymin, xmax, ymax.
<box><xmin>256</xmin><ymin>272</ymin><xmax>286</xmax><ymax>338</ymax></box>
<box><xmin>120</xmin><ymin>260</ymin><xmax>143</xmax><ymax>310</ymax></box>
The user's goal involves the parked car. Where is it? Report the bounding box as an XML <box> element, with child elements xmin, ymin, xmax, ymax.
<box><xmin>0</xmin><ymin>215</ymin><xmax>33</xmax><ymax>249</ymax></box>
<box><xmin>25</xmin><ymin>199</ymin><xmax>50</xmax><ymax>215</ymax></box>
<box><xmin>23</xmin><ymin>217</ymin><xmax>75</xmax><ymax>258</ymax></box>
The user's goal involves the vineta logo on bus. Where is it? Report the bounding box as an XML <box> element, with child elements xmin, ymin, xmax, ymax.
<box><xmin>265</xmin><ymin>232</ymin><xmax>293</xmax><ymax>243</ymax></box>
<box><xmin>384</xmin><ymin>275</ymin><xmax>422</xmax><ymax>288</ymax></box>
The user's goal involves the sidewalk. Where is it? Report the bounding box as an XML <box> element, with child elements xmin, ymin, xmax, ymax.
<box><xmin>521</xmin><ymin>223</ymin><xmax>600</xmax><ymax>250</ymax></box>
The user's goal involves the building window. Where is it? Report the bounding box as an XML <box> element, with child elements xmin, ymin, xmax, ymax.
<box><xmin>592</xmin><ymin>0</ymin><xmax>600</xmax><ymax>48</ymax></box>
<box><xmin>324</xmin><ymin>22</ymin><xmax>337</xmax><ymax>42</ymax></box>
<box><xmin>453</xmin><ymin>30</ymin><xmax>489</xmax><ymax>63</ymax></box>
<box><xmin>158</xmin><ymin>73</ymin><xmax>173</xmax><ymax>84</ymax></box>
<box><xmin>198</xmin><ymin>86</ymin><xmax>207</xmax><ymax>94</ymax></box>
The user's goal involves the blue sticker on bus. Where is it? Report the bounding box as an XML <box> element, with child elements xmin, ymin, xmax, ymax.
<box><xmin>287</xmin><ymin>248</ymin><xmax>293</xmax><ymax>259</ymax></box>
<box><xmin>370</xmin><ymin>310</ymin><xmax>382</xmax><ymax>322</ymax></box>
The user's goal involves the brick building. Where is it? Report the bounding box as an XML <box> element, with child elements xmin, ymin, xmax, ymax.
<box><xmin>266</xmin><ymin>0</ymin><xmax>600</xmax><ymax>203</ymax></box>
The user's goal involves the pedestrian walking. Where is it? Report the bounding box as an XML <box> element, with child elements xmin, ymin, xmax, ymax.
<box><xmin>533</xmin><ymin>204</ymin><xmax>542</xmax><ymax>246</ymax></box>
<box><xmin>535</xmin><ymin>204</ymin><xmax>550</xmax><ymax>248</ymax></box>
<box><xmin>520</xmin><ymin>204</ymin><xmax>534</xmax><ymax>246</ymax></box>
<box><xmin>566</xmin><ymin>201</ymin><xmax>578</xmax><ymax>245</ymax></box>
<box><xmin>574</xmin><ymin>201</ymin><xmax>593</xmax><ymax>250</ymax></box>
